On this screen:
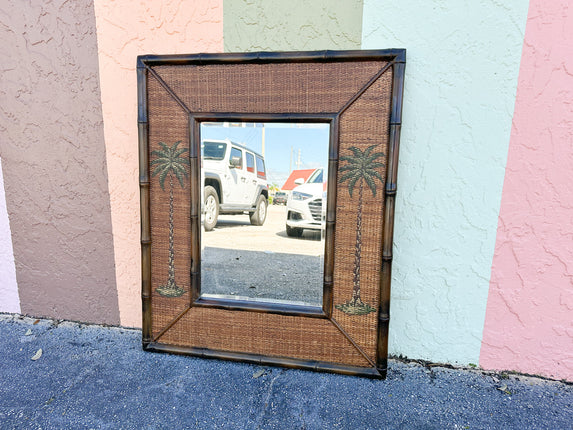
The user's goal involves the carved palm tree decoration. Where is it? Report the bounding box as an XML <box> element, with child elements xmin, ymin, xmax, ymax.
<box><xmin>151</xmin><ymin>141</ymin><xmax>189</xmax><ymax>297</ymax></box>
<box><xmin>335</xmin><ymin>145</ymin><xmax>385</xmax><ymax>315</ymax></box>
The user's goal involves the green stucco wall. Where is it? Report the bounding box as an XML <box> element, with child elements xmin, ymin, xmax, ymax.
<box><xmin>224</xmin><ymin>0</ymin><xmax>363</xmax><ymax>52</ymax></box>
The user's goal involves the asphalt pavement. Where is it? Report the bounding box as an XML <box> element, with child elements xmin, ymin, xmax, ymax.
<box><xmin>202</xmin><ymin>247</ymin><xmax>323</xmax><ymax>305</ymax></box>
<box><xmin>1</xmin><ymin>314</ymin><xmax>571</xmax><ymax>429</ymax></box>
<box><xmin>201</xmin><ymin>204</ymin><xmax>325</xmax><ymax>306</ymax></box>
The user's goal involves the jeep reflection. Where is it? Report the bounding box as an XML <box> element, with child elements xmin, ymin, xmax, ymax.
<box><xmin>202</xmin><ymin>139</ymin><xmax>269</xmax><ymax>231</ymax></box>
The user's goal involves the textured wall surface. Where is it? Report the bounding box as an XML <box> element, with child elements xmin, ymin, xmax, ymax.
<box><xmin>0</xmin><ymin>158</ymin><xmax>19</xmax><ymax>313</ymax></box>
<box><xmin>0</xmin><ymin>0</ymin><xmax>119</xmax><ymax>323</ymax></box>
<box><xmin>362</xmin><ymin>0</ymin><xmax>529</xmax><ymax>364</ymax></box>
<box><xmin>481</xmin><ymin>0</ymin><xmax>573</xmax><ymax>381</ymax></box>
<box><xmin>2</xmin><ymin>0</ymin><xmax>570</xmax><ymax>380</ymax></box>
<box><xmin>93</xmin><ymin>0</ymin><xmax>224</xmax><ymax>327</ymax></box>
<box><xmin>224</xmin><ymin>0</ymin><xmax>363</xmax><ymax>52</ymax></box>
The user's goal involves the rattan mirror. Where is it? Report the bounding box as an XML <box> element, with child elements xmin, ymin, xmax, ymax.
<box><xmin>138</xmin><ymin>49</ymin><xmax>405</xmax><ymax>378</ymax></box>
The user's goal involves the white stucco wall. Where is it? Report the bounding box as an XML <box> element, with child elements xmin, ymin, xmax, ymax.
<box><xmin>362</xmin><ymin>0</ymin><xmax>529</xmax><ymax>364</ymax></box>
<box><xmin>0</xmin><ymin>157</ymin><xmax>20</xmax><ymax>313</ymax></box>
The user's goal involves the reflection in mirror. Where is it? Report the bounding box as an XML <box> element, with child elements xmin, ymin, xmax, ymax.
<box><xmin>200</xmin><ymin>122</ymin><xmax>330</xmax><ymax>307</ymax></box>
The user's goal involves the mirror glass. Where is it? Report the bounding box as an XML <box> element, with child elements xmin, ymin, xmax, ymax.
<box><xmin>200</xmin><ymin>122</ymin><xmax>330</xmax><ymax>307</ymax></box>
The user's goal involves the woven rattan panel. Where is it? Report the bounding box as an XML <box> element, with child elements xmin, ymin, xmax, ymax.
<box><xmin>332</xmin><ymin>70</ymin><xmax>393</xmax><ymax>363</ymax></box>
<box><xmin>148</xmin><ymin>74</ymin><xmax>191</xmax><ymax>337</ymax></box>
<box><xmin>161</xmin><ymin>308</ymin><xmax>370</xmax><ymax>367</ymax></box>
<box><xmin>152</xmin><ymin>61</ymin><xmax>387</xmax><ymax>114</ymax></box>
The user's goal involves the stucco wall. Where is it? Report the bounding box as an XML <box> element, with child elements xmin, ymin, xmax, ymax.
<box><xmin>93</xmin><ymin>0</ymin><xmax>224</xmax><ymax>327</ymax></box>
<box><xmin>224</xmin><ymin>0</ymin><xmax>363</xmax><ymax>51</ymax></box>
<box><xmin>481</xmin><ymin>0</ymin><xmax>573</xmax><ymax>380</ymax></box>
<box><xmin>362</xmin><ymin>0</ymin><xmax>529</xmax><ymax>365</ymax></box>
<box><xmin>0</xmin><ymin>0</ymin><xmax>119</xmax><ymax>324</ymax></box>
<box><xmin>1</xmin><ymin>0</ymin><xmax>571</xmax><ymax>381</ymax></box>
<box><xmin>0</xmin><ymin>158</ymin><xmax>19</xmax><ymax>313</ymax></box>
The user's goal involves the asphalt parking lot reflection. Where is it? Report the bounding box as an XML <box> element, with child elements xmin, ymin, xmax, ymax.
<box><xmin>201</xmin><ymin>205</ymin><xmax>324</xmax><ymax>305</ymax></box>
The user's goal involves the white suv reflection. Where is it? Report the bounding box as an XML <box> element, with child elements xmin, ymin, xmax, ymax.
<box><xmin>285</xmin><ymin>168</ymin><xmax>326</xmax><ymax>237</ymax></box>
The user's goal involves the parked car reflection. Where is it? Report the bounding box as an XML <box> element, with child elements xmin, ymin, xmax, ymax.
<box><xmin>285</xmin><ymin>168</ymin><xmax>326</xmax><ymax>238</ymax></box>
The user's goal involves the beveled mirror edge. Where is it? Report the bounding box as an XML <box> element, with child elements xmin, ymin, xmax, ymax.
<box><xmin>138</xmin><ymin>49</ymin><xmax>407</xmax><ymax>379</ymax></box>
<box><xmin>192</xmin><ymin>297</ymin><xmax>326</xmax><ymax>318</ymax></box>
<box><xmin>189</xmin><ymin>113</ymin><xmax>335</xmax><ymax>318</ymax></box>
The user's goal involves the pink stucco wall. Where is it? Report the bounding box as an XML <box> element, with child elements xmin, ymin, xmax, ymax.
<box><xmin>0</xmin><ymin>0</ymin><xmax>120</xmax><ymax>324</ymax></box>
<box><xmin>481</xmin><ymin>0</ymin><xmax>573</xmax><ymax>381</ymax></box>
<box><xmin>93</xmin><ymin>0</ymin><xmax>224</xmax><ymax>327</ymax></box>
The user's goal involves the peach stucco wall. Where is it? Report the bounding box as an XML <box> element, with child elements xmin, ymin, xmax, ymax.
<box><xmin>481</xmin><ymin>0</ymin><xmax>573</xmax><ymax>381</ymax></box>
<box><xmin>93</xmin><ymin>0</ymin><xmax>224</xmax><ymax>327</ymax></box>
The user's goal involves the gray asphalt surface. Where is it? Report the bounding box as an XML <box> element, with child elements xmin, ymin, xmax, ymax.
<box><xmin>202</xmin><ymin>247</ymin><xmax>323</xmax><ymax>305</ymax></box>
<box><xmin>1</xmin><ymin>314</ymin><xmax>571</xmax><ymax>429</ymax></box>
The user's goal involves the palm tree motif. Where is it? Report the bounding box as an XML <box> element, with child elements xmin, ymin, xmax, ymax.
<box><xmin>335</xmin><ymin>145</ymin><xmax>385</xmax><ymax>316</ymax></box>
<box><xmin>151</xmin><ymin>141</ymin><xmax>189</xmax><ymax>297</ymax></box>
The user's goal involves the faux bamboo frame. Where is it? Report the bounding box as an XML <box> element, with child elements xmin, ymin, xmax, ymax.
<box><xmin>138</xmin><ymin>49</ymin><xmax>405</xmax><ymax>378</ymax></box>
